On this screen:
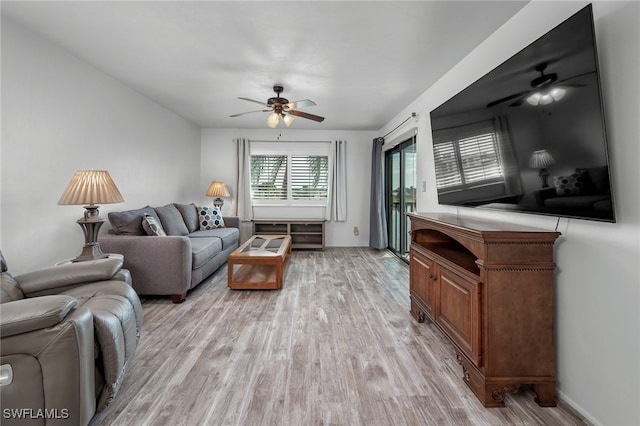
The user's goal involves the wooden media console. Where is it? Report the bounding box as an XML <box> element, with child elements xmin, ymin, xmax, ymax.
<box><xmin>408</xmin><ymin>212</ymin><xmax>560</xmax><ymax>407</ymax></box>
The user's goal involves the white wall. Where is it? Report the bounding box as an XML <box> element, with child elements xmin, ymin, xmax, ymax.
<box><xmin>379</xmin><ymin>1</ymin><xmax>640</xmax><ymax>425</ymax></box>
<box><xmin>200</xmin><ymin>128</ymin><xmax>375</xmax><ymax>246</ymax></box>
<box><xmin>1</xmin><ymin>17</ymin><xmax>202</xmax><ymax>274</ymax></box>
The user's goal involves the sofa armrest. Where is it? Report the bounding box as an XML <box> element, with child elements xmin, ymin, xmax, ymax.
<box><xmin>533</xmin><ymin>187</ymin><xmax>557</xmax><ymax>206</ymax></box>
<box><xmin>223</xmin><ymin>216</ymin><xmax>240</xmax><ymax>229</ymax></box>
<box><xmin>98</xmin><ymin>234</ymin><xmax>192</xmax><ymax>296</ymax></box>
<box><xmin>15</xmin><ymin>257</ymin><xmax>124</xmax><ymax>297</ymax></box>
<box><xmin>0</xmin><ymin>295</ymin><xmax>77</xmax><ymax>337</ymax></box>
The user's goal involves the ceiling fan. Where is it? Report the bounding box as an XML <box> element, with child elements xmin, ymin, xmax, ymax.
<box><xmin>230</xmin><ymin>85</ymin><xmax>325</xmax><ymax>127</ymax></box>
<box><xmin>486</xmin><ymin>63</ymin><xmax>586</xmax><ymax>108</ymax></box>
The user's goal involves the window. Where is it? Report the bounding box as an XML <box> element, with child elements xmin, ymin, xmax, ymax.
<box><xmin>291</xmin><ymin>155</ymin><xmax>329</xmax><ymax>200</ymax></box>
<box><xmin>433</xmin><ymin>126</ymin><xmax>504</xmax><ymax>191</ymax></box>
<box><xmin>250</xmin><ymin>154</ymin><xmax>329</xmax><ymax>203</ymax></box>
<box><xmin>250</xmin><ymin>155</ymin><xmax>287</xmax><ymax>199</ymax></box>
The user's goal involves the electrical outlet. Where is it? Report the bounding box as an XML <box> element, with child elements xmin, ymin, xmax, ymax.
<box><xmin>422</xmin><ymin>181</ymin><xmax>427</xmax><ymax>192</ymax></box>
<box><xmin>353</xmin><ymin>226</ymin><xmax>359</xmax><ymax>236</ymax></box>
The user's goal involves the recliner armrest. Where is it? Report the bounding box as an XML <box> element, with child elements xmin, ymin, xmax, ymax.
<box><xmin>0</xmin><ymin>295</ymin><xmax>77</xmax><ymax>337</ymax></box>
<box><xmin>16</xmin><ymin>257</ymin><xmax>124</xmax><ymax>297</ymax></box>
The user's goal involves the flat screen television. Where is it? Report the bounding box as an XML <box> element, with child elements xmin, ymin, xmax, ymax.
<box><xmin>429</xmin><ymin>4</ymin><xmax>615</xmax><ymax>222</ymax></box>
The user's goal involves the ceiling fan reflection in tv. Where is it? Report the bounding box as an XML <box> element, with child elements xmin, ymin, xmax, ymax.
<box><xmin>486</xmin><ymin>62</ymin><xmax>587</xmax><ymax>108</ymax></box>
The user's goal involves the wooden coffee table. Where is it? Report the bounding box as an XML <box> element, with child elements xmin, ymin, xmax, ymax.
<box><xmin>227</xmin><ymin>235</ymin><xmax>292</xmax><ymax>290</ymax></box>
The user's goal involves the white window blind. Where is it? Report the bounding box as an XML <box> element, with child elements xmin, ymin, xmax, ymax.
<box><xmin>250</xmin><ymin>154</ymin><xmax>329</xmax><ymax>202</ymax></box>
<box><xmin>433</xmin><ymin>142</ymin><xmax>462</xmax><ymax>189</ymax></box>
<box><xmin>291</xmin><ymin>155</ymin><xmax>329</xmax><ymax>200</ymax></box>
<box><xmin>434</xmin><ymin>127</ymin><xmax>504</xmax><ymax>190</ymax></box>
<box><xmin>250</xmin><ymin>155</ymin><xmax>287</xmax><ymax>200</ymax></box>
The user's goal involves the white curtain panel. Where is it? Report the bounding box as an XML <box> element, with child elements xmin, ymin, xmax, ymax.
<box><xmin>235</xmin><ymin>138</ymin><xmax>253</xmax><ymax>221</ymax></box>
<box><xmin>326</xmin><ymin>140</ymin><xmax>347</xmax><ymax>221</ymax></box>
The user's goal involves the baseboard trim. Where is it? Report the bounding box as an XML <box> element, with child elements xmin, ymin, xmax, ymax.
<box><xmin>557</xmin><ymin>390</ymin><xmax>601</xmax><ymax>426</ymax></box>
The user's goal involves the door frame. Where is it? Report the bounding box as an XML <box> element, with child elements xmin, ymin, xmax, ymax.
<box><xmin>384</xmin><ymin>136</ymin><xmax>416</xmax><ymax>261</ymax></box>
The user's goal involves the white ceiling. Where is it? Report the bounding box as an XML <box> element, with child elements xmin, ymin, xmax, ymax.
<box><xmin>2</xmin><ymin>1</ymin><xmax>529</xmax><ymax>130</ymax></box>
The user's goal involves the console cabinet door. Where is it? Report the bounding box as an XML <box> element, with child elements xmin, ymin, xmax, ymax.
<box><xmin>409</xmin><ymin>248</ymin><xmax>437</xmax><ymax>320</ymax></box>
<box><xmin>436</xmin><ymin>262</ymin><xmax>482</xmax><ymax>366</ymax></box>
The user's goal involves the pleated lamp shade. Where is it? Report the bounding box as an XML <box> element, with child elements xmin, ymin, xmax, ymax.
<box><xmin>528</xmin><ymin>150</ymin><xmax>556</xmax><ymax>169</ymax></box>
<box><xmin>206</xmin><ymin>181</ymin><xmax>230</xmax><ymax>198</ymax></box>
<box><xmin>58</xmin><ymin>170</ymin><xmax>124</xmax><ymax>206</ymax></box>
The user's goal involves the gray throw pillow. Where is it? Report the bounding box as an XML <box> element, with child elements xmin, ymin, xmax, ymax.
<box><xmin>108</xmin><ymin>206</ymin><xmax>158</xmax><ymax>235</ymax></box>
<box><xmin>154</xmin><ymin>204</ymin><xmax>189</xmax><ymax>236</ymax></box>
<box><xmin>174</xmin><ymin>203</ymin><xmax>199</xmax><ymax>233</ymax></box>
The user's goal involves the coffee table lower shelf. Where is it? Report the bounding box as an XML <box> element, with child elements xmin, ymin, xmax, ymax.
<box><xmin>228</xmin><ymin>262</ymin><xmax>288</xmax><ymax>290</ymax></box>
<box><xmin>227</xmin><ymin>235</ymin><xmax>291</xmax><ymax>290</ymax></box>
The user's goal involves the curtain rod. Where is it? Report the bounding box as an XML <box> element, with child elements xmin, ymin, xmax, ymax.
<box><xmin>383</xmin><ymin>112</ymin><xmax>417</xmax><ymax>139</ymax></box>
<box><xmin>239</xmin><ymin>139</ymin><xmax>332</xmax><ymax>143</ymax></box>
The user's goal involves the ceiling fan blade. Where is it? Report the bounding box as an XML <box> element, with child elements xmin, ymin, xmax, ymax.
<box><xmin>230</xmin><ymin>109</ymin><xmax>270</xmax><ymax>118</ymax></box>
<box><xmin>238</xmin><ymin>97</ymin><xmax>268</xmax><ymax>107</ymax></box>
<box><xmin>509</xmin><ymin>96</ymin><xmax>527</xmax><ymax>107</ymax></box>
<box><xmin>558</xmin><ymin>83</ymin><xmax>587</xmax><ymax>88</ymax></box>
<box><xmin>287</xmin><ymin>109</ymin><xmax>325</xmax><ymax>122</ymax></box>
<box><xmin>286</xmin><ymin>99</ymin><xmax>316</xmax><ymax>109</ymax></box>
<box><xmin>486</xmin><ymin>90</ymin><xmax>529</xmax><ymax>108</ymax></box>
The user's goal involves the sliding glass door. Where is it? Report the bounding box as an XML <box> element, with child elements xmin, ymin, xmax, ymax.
<box><xmin>385</xmin><ymin>137</ymin><xmax>416</xmax><ymax>260</ymax></box>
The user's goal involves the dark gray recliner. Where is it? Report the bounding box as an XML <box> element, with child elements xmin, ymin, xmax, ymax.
<box><xmin>0</xmin><ymin>250</ymin><xmax>143</xmax><ymax>426</ymax></box>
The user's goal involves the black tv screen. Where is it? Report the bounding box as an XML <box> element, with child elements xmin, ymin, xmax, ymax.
<box><xmin>429</xmin><ymin>4</ymin><xmax>615</xmax><ymax>222</ymax></box>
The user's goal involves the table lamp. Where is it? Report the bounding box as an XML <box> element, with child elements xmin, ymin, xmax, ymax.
<box><xmin>58</xmin><ymin>170</ymin><xmax>124</xmax><ymax>262</ymax></box>
<box><xmin>529</xmin><ymin>150</ymin><xmax>556</xmax><ymax>188</ymax></box>
<box><xmin>206</xmin><ymin>181</ymin><xmax>230</xmax><ymax>209</ymax></box>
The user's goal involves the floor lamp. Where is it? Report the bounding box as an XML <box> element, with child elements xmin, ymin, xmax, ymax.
<box><xmin>58</xmin><ymin>170</ymin><xmax>124</xmax><ymax>262</ymax></box>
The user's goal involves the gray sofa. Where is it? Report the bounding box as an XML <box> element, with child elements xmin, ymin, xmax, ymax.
<box><xmin>99</xmin><ymin>203</ymin><xmax>240</xmax><ymax>303</ymax></box>
<box><xmin>533</xmin><ymin>165</ymin><xmax>612</xmax><ymax>219</ymax></box>
<box><xmin>1</xmin><ymin>250</ymin><xmax>142</xmax><ymax>425</ymax></box>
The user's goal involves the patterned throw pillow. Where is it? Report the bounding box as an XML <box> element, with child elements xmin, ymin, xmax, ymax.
<box><xmin>198</xmin><ymin>206</ymin><xmax>225</xmax><ymax>230</ymax></box>
<box><xmin>142</xmin><ymin>213</ymin><xmax>167</xmax><ymax>236</ymax></box>
<box><xmin>554</xmin><ymin>171</ymin><xmax>587</xmax><ymax>196</ymax></box>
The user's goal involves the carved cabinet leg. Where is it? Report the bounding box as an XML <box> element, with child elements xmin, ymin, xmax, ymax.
<box><xmin>410</xmin><ymin>300</ymin><xmax>425</xmax><ymax>323</ymax></box>
<box><xmin>533</xmin><ymin>383</ymin><xmax>557</xmax><ymax>407</ymax></box>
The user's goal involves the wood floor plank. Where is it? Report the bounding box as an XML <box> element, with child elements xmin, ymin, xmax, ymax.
<box><xmin>90</xmin><ymin>247</ymin><xmax>588</xmax><ymax>426</ymax></box>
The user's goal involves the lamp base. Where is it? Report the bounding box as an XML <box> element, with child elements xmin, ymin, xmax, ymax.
<box><xmin>213</xmin><ymin>198</ymin><xmax>224</xmax><ymax>210</ymax></box>
<box><xmin>71</xmin><ymin>207</ymin><xmax>108</xmax><ymax>262</ymax></box>
<box><xmin>538</xmin><ymin>168</ymin><xmax>550</xmax><ymax>188</ymax></box>
<box><xmin>72</xmin><ymin>243</ymin><xmax>108</xmax><ymax>263</ymax></box>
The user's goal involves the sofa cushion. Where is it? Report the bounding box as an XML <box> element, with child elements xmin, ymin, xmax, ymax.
<box><xmin>189</xmin><ymin>238</ymin><xmax>222</xmax><ymax>269</ymax></box>
<box><xmin>544</xmin><ymin>193</ymin><xmax>610</xmax><ymax>210</ymax></box>
<box><xmin>198</xmin><ymin>206</ymin><xmax>225</xmax><ymax>230</ymax></box>
<box><xmin>188</xmin><ymin>228</ymin><xmax>240</xmax><ymax>250</ymax></box>
<box><xmin>142</xmin><ymin>214</ymin><xmax>166</xmax><ymax>236</ymax></box>
<box><xmin>174</xmin><ymin>203</ymin><xmax>199</xmax><ymax>233</ymax></box>
<box><xmin>108</xmin><ymin>206</ymin><xmax>159</xmax><ymax>235</ymax></box>
<box><xmin>155</xmin><ymin>204</ymin><xmax>189</xmax><ymax>236</ymax></box>
<box><xmin>577</xmin><ymin>166</ymin><xmax>610</xmax><ymax>194</ymax></box>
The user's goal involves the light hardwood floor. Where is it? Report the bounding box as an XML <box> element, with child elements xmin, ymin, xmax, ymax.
<box><xmin>90</xmin><ymin>248</ymin><xmax>588</xmax><ymax>426</ymax></box>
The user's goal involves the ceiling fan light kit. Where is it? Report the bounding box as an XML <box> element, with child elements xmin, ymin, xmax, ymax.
<box><xmin>526</xmin><ymin>86</ymin><xmax>566</xmax><ymax>106</ymax></box>
<box><xmin>231</xmin><ymin>85</ymin><xmax>324</xmax><ymax>128</ymax></box>
<box><xmin>488</xmin><ymin>62</ymin><xmax>582</xmax><ymax>108</ymax></box>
